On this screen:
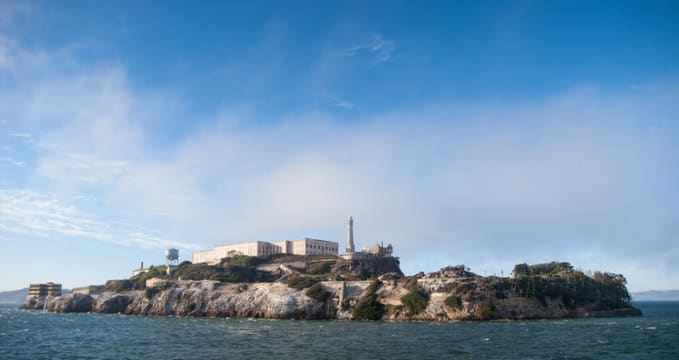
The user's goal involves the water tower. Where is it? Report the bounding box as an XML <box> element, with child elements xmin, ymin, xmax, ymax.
<box><xmin>165</xmin><ymin>248</ymin><xmax>179</xmax><ymax>275</ymax></box>
<box><xmin>165</xmin><ymin>248</ymin><xmax>179</xmax><ymax>266</ymax></box>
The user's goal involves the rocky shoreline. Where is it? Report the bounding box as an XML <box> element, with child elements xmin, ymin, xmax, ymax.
<box><xmin>21</xmin><ymin>264</ymin><xmax>642</xmax><ymax>320</ymax></box>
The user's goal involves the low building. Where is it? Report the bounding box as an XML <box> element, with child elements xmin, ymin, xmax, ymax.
<box><xmin>132</xmin><ymin>261</ymin><xmax>150</xmax><ymax>277</ymax></box>
<box><xmin>145</xmin><ymin>278</ymin><xmax>167</xmax><ymax>288</ymax></box>
<box><xmin>72</xmin><ymin>285</ymin><xmax>105</xmax><ymax>295</ymax></box>
<box><xmin>28</xmin><ymin>282</ymin><xmax>62</xmax><ymax>297</ymax></box>
<box><xmin>362</xmin><ymin>242</ymin><xmax>394</xmax><ymax>257</ymax></box>
<box><xmin>192</xmin><ymin>238</ymin><xmax>339</xmax><ymax>265</ymax></box>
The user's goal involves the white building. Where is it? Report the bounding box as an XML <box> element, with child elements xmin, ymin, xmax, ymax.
<box><xmin>192</xmin><ymin>238</ymin><xmax>339</xmax><ymax>265</ymax></box>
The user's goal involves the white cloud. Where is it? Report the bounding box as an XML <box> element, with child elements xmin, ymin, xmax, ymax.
<box><xmin>338</xmin><ymin>34</ymin><xmax>396</xmax><ymax>63</ymax></box>
<box><xmin>37</xmin><ymin>153</ymin><xmax>128</xmax><ymax>183</ymax></box>
<box><xmin>334</xmin><ymin>99</ymin><xmax>354</xmax><ymax>109</ymax></box>
<box><xmin>0</xmin><ymin>189</ymin><xmax>198</xmax><ymax>250</ymax></box>
<box><xmin>8</xmin><ymin>132</ymin><xmax>33</xmax><ymax>140</ymax></box>
<box><xmin>1</xmin><ymin>157</ymin><xmax>24</xmax><ymax>166</ymax></box>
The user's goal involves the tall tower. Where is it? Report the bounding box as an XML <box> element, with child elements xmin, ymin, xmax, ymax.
<box><xmin>346</xmin><ymin>216</ymin><xmax>355</xmax><ymax>253</ymax></box>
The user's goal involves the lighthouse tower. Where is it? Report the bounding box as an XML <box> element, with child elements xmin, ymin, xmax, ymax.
<box><xmin>346</xmin><ymin>216</ymin><xmax>355</xmax><ymax>253</ymax></box>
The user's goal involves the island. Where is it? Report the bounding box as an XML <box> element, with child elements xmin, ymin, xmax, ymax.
<box><xmin>21</xmin><ymin>216</ymin><xmax>641</xmax><ymax>320</ymax></box>
<box><xmin>21</xmin><ymin>256</ymin><xmax>641</xmax><ymax>320</ymax></box>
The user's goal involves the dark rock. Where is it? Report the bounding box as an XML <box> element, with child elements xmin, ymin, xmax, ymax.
<box><xmin>45</xmin><ymin>294</ymin><xmax>94</xmax><ymax>313</ymax></box>
<box><xmin>95</xmin><ymin>294</ymin><xmax>133</xmax><ymax>313</ymax></box>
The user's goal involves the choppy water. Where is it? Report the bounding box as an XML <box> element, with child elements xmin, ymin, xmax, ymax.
<box><xmin>1</xmin><ymin>302</ymin><xmax>678</xmax><ymax>359</ymax></box>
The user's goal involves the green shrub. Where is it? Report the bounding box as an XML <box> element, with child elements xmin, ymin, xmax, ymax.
<box><xmin>209</xmin><ymin>273</ymin><xmax>238</xmax><ymax>282</ymax></box>
<box><xmin>172</xmin><ymin>263</ymin><xmax>219</xmax><ymax>281</ymax></box>
<box><xmin>513</xmin><ymin>262</ymin><xmax>574</xmax><ymax>277</ymax></box>
<box><xmin>401</xmin><ymin>289</ymin><xmax>429</xmax><ymax>316</ymax></box>
<box><xmin>352</xmin><ymin>279</ymin><xmax>385</xmax><ymax>320</ymax></box>
<box><xmin>106</xmin><ymin>279</ymin><xmax>134</xmax><ymax>292</ymax></box>
<box><xmin>366</xmin><ymin>278</ymin><xmax>383</xmax><ymax>294</ymax></box>
<box><xmin>509</xmin><ymin>267</ymin><xmax>633</xmax><ymax>310</ymax></box>
<box><xmin>445</xmin><ymin>295</ymin><xmax>463</xmax><ymax>310</ymax></box>
<box><xmin>385</xmin><ymin>304</ymin><xmax>402</xmax><ymax>317</ymax></box>
<box><xmin>287</xmin><ymin>276</ymin><xmax>320</xmax><ymax>290</ymax></box>
<box><xmin>222</xmin><ymin>255</ymin><xmax>268</xmax><ymax>268</ymax></box>
<box><xmin>305</xmin><ymin>283</ymin><xmax>331</xmax><ymax>302</ymax></box>
<box><xmin>307</xmin><ymin>261</ymin><xmax>334</xmax><ymax>275</ymax></box>
<box><xmin>479</xmin><ymin>303</ymin><xmax>496</xmax><ymax>320</ymax></box>
<box><xmin>129</xmin><ymin>265</ymin><xmax>167</xmax><ymax>289</ymax></box>
<box><xmin>353</xmin><ymin>297</ymin><xmax>385</xmax><ymax>320</ymax></box>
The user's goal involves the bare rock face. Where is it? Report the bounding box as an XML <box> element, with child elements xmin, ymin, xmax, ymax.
<box><xmin>20</xmin><ymin>295</ymin><xmax>48</xmax><ymax>310</ymax></box>
<box><xmin>22</xmin><ymin>264</ymin><xmax>640</xmax><ymax>321</ymax></box>
<box><xmin>44</xmin><ymin>294</ymin><xmax>94</xmax><ymax>313</ymax></box>
<box><xmin>78</xmin><ymin>282</ymin><xmax>337</xmax><ymax>319</ymax></box>
<box><xmin>94</xmin><ymin>294</ymin><xmax>134</xmax><ymax>313</ymax></box>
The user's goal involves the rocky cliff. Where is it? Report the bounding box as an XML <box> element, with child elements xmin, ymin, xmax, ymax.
<box><xmin>21</xmin><ymin>263</ymin><xmax>641</xmax><ymax>320</ymax></box>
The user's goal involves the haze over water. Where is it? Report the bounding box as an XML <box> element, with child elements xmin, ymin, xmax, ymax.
<box><xmin>2</xmin><ymin>302</ymin><xmax>678</xmax><ymax>359</ymax></box>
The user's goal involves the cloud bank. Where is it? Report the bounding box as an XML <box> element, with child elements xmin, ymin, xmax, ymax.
<box><xmin>1</xmin><ymin>32</ymin><xmax>678</xmax><ymax>291</ymax></box>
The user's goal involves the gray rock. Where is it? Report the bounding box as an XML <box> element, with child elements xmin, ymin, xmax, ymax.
<box><xmin>45</xmin><ymin>294</ymin><xmax>93</xmax><ymax>313</ymax></box>
<box><xmin>94</xmin><ymin>294</ymin><xmax>133</xmax><ymax>313</ymax></box>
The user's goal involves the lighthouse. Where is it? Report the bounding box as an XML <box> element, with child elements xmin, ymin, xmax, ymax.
<box><xmin>346</xmin><ymin>216</ymin><xmax>355</xmax><ymax>253</ymax></box>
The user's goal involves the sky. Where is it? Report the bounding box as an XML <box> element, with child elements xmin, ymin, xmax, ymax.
<box><xmin>1</xmin><ymin>0</ymin><xmax>678</xmax><ymax>292</ymax></box>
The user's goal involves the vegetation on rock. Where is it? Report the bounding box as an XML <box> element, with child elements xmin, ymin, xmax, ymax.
<box><xmin>478</xmin><ymin>303</ymin><xmax>496</xmax><ymax>320</ymax></box>
<box><xmin>306</xmin><ymin>261</ymin><xmax>335</xmax><ymax>275</ymax></box>
<box><xmin>106</xmin><ymin>266</ymin><xmax>168</xmax><ymax>292</ymax></box>
<box><xmin>171</xmin><ymin>256</ymin><xmax>275</xmax><ymax>283</ymax></box>
<box><xmin>445</xmin><ymin>294</ymin><xmax>463</xmax><ymax>310</ymax></box>
<box><xmin>331</xmin><ymin>257</ymin><xmax>402</xmax><ymax>281</ymax></box>
<box><xmin>305</xmin><ymin>283</ymin><xmax>331</xmax><ymax>302</ymax></box>
<box><xmin>401</xmin><ymin>289</ymin><xmax>430</xmax><ymax>316</ymax></box>
<box><xmin>353</xmin><ymin>279</ymin><xmax>385</xmax><ymax>320</ymax></box>
<box><xmin>287</xmin><ymin>276</ymin><xmax>321</xmax><ymax>290</ymax></box>
<box><xmin>105</xmin><ymin>279</ymin><xmax>134</xmax><ymax>292</ymax></box>
<box><xmin>509</xmin><ymin>263</ymin><xmax>631</xmax><ymax>309</ymax></box>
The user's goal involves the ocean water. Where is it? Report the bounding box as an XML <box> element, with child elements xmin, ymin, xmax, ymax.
<box><xmin>1</xmin><ymin>302</ymin><xmax>678</xmax><ymax>359</ymax></box>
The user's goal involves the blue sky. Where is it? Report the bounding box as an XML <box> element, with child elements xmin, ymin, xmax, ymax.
<box><xmin>1</xmin><ymin>0</ymin><xmax>678</xmax><ymax>292</ymax></box>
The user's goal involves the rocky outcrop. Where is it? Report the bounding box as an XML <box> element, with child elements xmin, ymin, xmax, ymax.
<box><xmin>94</xmin><ymin>294</ymin><xmax>134</xmax><ymax>313</ymax></box>
<box><xmin>331</xmin><ymin>257</ymin><xmax>403</xmax><ymax>280</ymax></box>
<box><xmin>37</xmin><ymin>294</ymin><xmax>94</xmax><ymax>313</ymax></box>
<box><xmin>23</xmin><ymin>281</ymin><xmax>334</xmax><ymax>319</ymax></box>
<box><xmin>22</xmin><ymin>264</ymin><xmax>641</xmax><ymax>321</ymax></box>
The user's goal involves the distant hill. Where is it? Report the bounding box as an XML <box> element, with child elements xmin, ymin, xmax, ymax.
<box><xmin>0</xmin><ymin>288</ymin><xmax>72</xmax><ymax>304</ymax></box>
<box><xmin>0</xmin><ymin>288</ymin><xmax>28</xmax><ymax>304</ymax></box>
<box><xmin>632</xmin><ymin>290</ymin><xmax>679</xmax><ymax>301</ymax></box>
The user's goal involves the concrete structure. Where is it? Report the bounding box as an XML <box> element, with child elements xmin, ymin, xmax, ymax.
<box><xmin>145</xmin><ymin>278</ymin><xmax>167</xmax><ymax>288</ymax></box>
<box><xmin>72</xmin><ymin>285</ymin><xmax>105</xmax><ymax>295</ymax></box>
<box><xmin>362</xmin><ymin>242</ymin><xmax>393</xmax><ymax>257</ymax></box>
<box><xmin>28</xmin><ymin>282</ymin><xmax>62</xmax><ymax>297</ymax></box>
<box><xmin>346</xmin><ymin>216</ymin><xmax>355</xmax><ymax>253</ymax></box>
<box><xmin>192</xmin><ymin>238</ymin><xmax>339</xmax><ymax>265</ymax></box>
<box><xmin>132</xmin><ymin>261</ymin><xmax>150</xmax><ymax>277</ymax></box>
<box><xmin>165</xmin><ymin>249</ymin><xmax>179</xmax><ymax>265</ymax></box>
<box><xmin>165</xmin><ymin>248</ymin><xmax>180</xmax><ymax>275</ymax></box>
